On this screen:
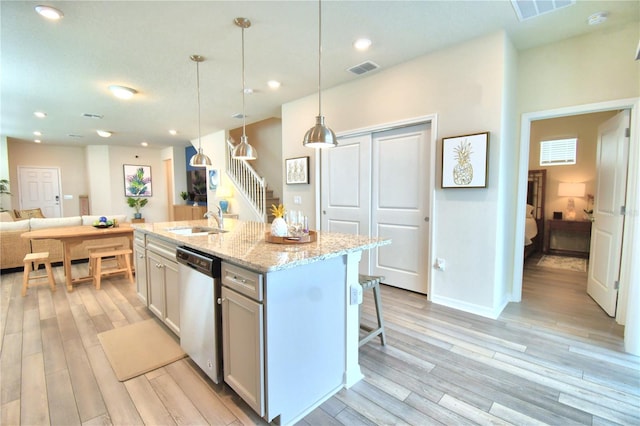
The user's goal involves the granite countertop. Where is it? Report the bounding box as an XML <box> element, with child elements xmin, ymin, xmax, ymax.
<box><xmin>133</xmin><ymin>219</ymin><xmax>391</xmax><ymax>273</ymax></box>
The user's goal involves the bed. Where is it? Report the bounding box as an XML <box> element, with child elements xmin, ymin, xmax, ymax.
<box><xmin>524</xmin><ymin>169</ymin><xmax>546</xmax><ymax>260</ymax></box>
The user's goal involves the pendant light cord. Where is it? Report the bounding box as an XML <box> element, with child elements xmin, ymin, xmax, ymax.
<box><xmin>196</xmin><ymin>59</ymin><xmax>202</xmax><ymax>149</ymax></box>
<box><xmin>318</xmin><ymin>0</ymin><xmax>322</xmax><ymax>117</ymax></box>
<box><xmin>242</xmin><ymin>25</ymin><xmax>247</xmax><ymax>138</ymax></box>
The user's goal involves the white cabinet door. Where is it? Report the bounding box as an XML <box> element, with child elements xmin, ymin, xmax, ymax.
<box><xmin>222</xmin><ymin>286</ymin><xmax>264</xmax><ymax>416</ymax></box>
<box><xmin>147</xmin><ymin>250</ymin><xmax>166</xmax><ymax>320</ymax></box>
<box><xmin>146</xmin><ymin>249</ymin><xmax>180</xmax><ymax>336</ymax></box>
<box><xmin>163</xmin><ymin>259</ymin><xmax>180</xmax><ymax>335</ymax></box>
<box><xmin>134</xmin><ymin>243</ymin><xmax>148</xmax><ymax>304</ymax></box>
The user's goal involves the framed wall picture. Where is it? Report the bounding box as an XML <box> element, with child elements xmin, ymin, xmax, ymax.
<box><xmin>286</xmin><ymin>156</ymin><xmax>310</xmax><ymax>184</ymax></box>
<box><xmin>441</xmin><ymin>132</ymin><xmax>489</xmax><ymax>188</ymax></box>
<box><xmin>208</xmin><ymin>169</ymin><xmax>219</xmax><ymax>191</ymax></box>
<box><xmin>123</xmin><ymin>164</ymin><xmax>152</xmax><ymax>196</ymax></box>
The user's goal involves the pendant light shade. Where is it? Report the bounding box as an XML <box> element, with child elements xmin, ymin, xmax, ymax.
<box><xmin>232</xmin><ymin>17</ymin><xmax>257</xmax><ymax>161</ymax></box>
<box><xmin>303</xmin><ymin>0</ymin><xmax>337</xmax><ymax>148</ymax></box>
<box><xmin>189</xmin><ymin>54</ymin><xmax>212</xmax><ymax>167</ymax></box>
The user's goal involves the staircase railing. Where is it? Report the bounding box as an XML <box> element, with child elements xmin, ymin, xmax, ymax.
<box><xmin>225</xmin><ymin>139</ymin><xmax>267</xmax><ymax>221</ymax></box>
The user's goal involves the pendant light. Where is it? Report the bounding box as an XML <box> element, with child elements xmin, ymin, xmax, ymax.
<box><xmin>189</xmin><ymin>54</ymin><xmax>212</xmax><ymax>167</ymax></box>
<box><xmin>232</xmin><ymin>17</ymin><xmax>257</xmax><ymax>160</ymax></box>
<box><xmin>303</xmin><ymin>0</ymin><xmax>337</xmax><ymax>148</ymax></box>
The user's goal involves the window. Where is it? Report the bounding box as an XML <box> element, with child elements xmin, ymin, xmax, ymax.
<box><xmin>540</xmin><ymin>138</ymin><xmax>577</xmax><ymax>166</ymax></box>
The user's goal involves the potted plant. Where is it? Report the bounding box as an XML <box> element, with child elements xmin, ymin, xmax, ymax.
<box><xmin>180</xmin><ymin>191</ymin><xmax>189</xmax><ymax>204</ymax></box>
<box><xmin>127</xmin><ymin>197</ymin><xmax>148</xmax><ymax>219</ymax></box>
<box><xmin>0</xmin><ymin>179</ymin><xmax>10</xmax><ymax>212</ymax></box>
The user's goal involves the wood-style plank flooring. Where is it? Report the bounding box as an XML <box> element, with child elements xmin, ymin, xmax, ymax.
<box><xmin>1</xmin><ymin>254</ymin><xmax>638</xmax><ymax>425</ymax></box>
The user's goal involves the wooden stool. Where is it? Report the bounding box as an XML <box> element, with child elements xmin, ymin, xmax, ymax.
<box><xmin>90</xmin><ymin>248</ymin><xmax>134</xmax><ymax>290</ymax></box>
<box><xmin>358</xmin><ymin>274</ymin><xmax>386</xmax><ymax>347</ymax></box>
<box><xmin>86</xmin><ymin>243</ymin><xmax>124</xmax><ymax>276</ymax></box>
<box><xmin>22</xmin><ymin>252</ymin><xmax>56</xmax><ymax>296</ymax></box>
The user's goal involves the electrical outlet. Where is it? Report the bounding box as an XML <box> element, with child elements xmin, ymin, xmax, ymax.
<box><xmin>350</xmin><ymin>284</ymin><xmax>363</xmax><ymax>305</ymax></box>
<box><xmin>293</xmin><ymin>196</ymin><xmax>302</xmax><ymax>205</ymax></box>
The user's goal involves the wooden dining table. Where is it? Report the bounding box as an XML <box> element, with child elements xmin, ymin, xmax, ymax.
<box><xmin>21</xmin><ymin>224</ymin><xmax>135</xmax><ymax>291</ymax></box>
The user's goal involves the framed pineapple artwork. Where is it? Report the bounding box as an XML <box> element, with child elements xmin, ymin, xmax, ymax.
<box><xmin>441</xmin><ymin>132</ymin><xmax>489</xmax><ymax>188</ymax></box>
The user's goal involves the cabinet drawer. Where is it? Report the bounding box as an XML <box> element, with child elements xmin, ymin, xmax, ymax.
<box><xmin>221</xmin><ymin>262</ymin><xmax>263</xmax><ymax>302</ymax></box>
<box><xmin>134</xmin><ymin>230</ymin><xmax>146</xmax><ymax>246</ymax></box>
<box><xmin>146</xmin><ymin>236</ymin><xmax>177</xmax><ymax>260</ymax></box>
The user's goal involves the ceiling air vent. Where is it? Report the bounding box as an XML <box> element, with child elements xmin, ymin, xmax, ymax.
<box><xmin>511</xmin><ymin>0</ymin><xmax>575</xmax><ymax>21</ymax></box>
<box><xmin>82</xmin><ymin>113</ymin><xmax>103</xmax><ymax>119</ymax></box>
<box><xmin>68</xmin><ymin>134</ymin><xmax>84</xmax><ymax>138</ymax></box>
<box><xmin>347</xmin><ymin>61</ymin><xmax>379</xmax><ymax>76</ymax></box>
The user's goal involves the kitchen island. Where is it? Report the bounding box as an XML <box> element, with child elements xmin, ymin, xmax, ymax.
<box><xmin>134</xmin><ymin>219</ymin><xmax>390</xmax><ymax>425</ymax></box>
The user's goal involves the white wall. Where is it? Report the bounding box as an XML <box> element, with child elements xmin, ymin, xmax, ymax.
<box><xmin>9</xmin><ymin>140</ymin><xmax>88</xmax><ymax>216</ymax></box>
<box><xmin>517</xmin><ymin>21</ymin><xmax>639</xmax><ymax>112</ymax></box>
<box><xmin>282</xmin><ymin>31</ymin><xmax>515</xmax><ymax>318</ymax></box>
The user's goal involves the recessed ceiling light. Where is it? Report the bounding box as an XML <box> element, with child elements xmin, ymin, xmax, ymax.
<box><xmin>35</xmin><ymin>5</ymin><xmax>64</xmax><ymax>20</ymax></box>
<box><xmin>353</xmin><ymin>38</ymin><xmax>372</xmax><ymax>51</ymax></box>
<box><xmin>267</xmin><ymin>80</ymin><xmax>281</xmax><ymax>89</ymax></box>
<box><xmin>34</xmin><ymin>111</ymin><xmax>47</xmax><ymax>118</ymax></box>
<box><xmin>108</xmin><ymin>85</ymin><xmax>137</xmax><ymax>99</ymax></box>
<box><xmin>33</xmin><ymin>131</ymin><xmax>42</xmax><ymax>136</ymax></box>
<box><xmin>96</xmin><ymin>130</ymin><xmax>112</xmax><ymax>138</ymax></box>
<box><xmin>34</xmin><ymin>139</ymin><xmax>42</xmax><ymax>143</ymax></box>
<box><xmin>244</xmin><ymin>88</ymin><xmax>254</xmax><ymax>94</ymax></box>
<box><xmin>588</xmin><ymin>11</ymin><xmax>608</xmax><ymax>25</ymax></box>
<box><xmin>141</xmin><ymin>141</ymin><xmax>149</xmax><ymax>147</ymax></box>
<box><xmin>169</xmin><ymin>129</ymin><xmax>177</xmax><ymax>136</ymax></box>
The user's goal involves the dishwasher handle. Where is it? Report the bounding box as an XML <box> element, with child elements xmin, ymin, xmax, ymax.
<box><xmin>176</xmin><ymin>246</ymin><xmax>220</xmax><ymax>277</ymax></box>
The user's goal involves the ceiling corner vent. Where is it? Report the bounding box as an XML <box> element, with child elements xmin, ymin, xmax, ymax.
<box><xmin>81</xmin><ymin>113</ymin><xmax>104</xmax><ymax>119</ymax></box>
<box><xmin>347</xmin><ymin>61</ymin><xmax>379</xmax><ymax>76</ymax></box>
<box><xmin>511</xmin><ymin>0</ymin><xmax>575</xmax><ymax>22</ymax></box>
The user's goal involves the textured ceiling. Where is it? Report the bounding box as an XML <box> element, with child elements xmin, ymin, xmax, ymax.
<box><xmin>1</xmin><ymin>1</ymin><xmax>637</xmax><ymax>149</ymax></box>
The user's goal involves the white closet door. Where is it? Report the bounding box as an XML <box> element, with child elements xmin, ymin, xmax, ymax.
<box><xmin>371</xmin><ymin>124</ymin><xmax>431</xmax><ymax>294</ymax></box>
<box><xmin>321</xmin><ymin>134</ymin><xmax>372</xmax><ymax>272</ymax></box>
<box><xmin>321</xmin><ymin>123</ymin><xmax>431</xmax><ymax>294</ymax></box>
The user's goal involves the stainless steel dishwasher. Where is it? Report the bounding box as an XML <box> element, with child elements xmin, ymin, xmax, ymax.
<box><xmin>176</xmin><ymin>246</ymin><xmax>222</xmax><ymax>383</ymax></box>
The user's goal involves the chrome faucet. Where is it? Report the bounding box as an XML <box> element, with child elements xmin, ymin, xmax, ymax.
<box><xmin>204</xmin><ymin>206</ymin><xmax>224</xmax><ymax>229</ymax></box>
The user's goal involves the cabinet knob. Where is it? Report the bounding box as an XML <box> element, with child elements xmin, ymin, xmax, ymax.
<box><xmin>217</xmin><ymin>297</ymin><xmax>225</xmax><ymax>305</ymax></box>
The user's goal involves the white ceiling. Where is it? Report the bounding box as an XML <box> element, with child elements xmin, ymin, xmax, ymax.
<box><xmin>1</xmin><ymin>1</ymin><xmax>637</xmax><ymax>149</ymax></box>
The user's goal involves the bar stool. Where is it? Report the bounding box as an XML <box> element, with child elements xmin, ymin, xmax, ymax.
<box><xmin>90</xmin><ymin>248</ymin><xmax>134</xmax><ymax>290</ymax></box>
<box><xmin>22</xmin><ymin>252</ymin><xmax>56</xmax><ymax>296</ymax></box>
<box><xmin>358</xmin><ymin>274</ymin><xmax>386</xmax><ymax>347</ymax></box>
<box><xmin>86</xmin><ymin>243</ymin><xmax>125</xmax><ymax>276</ymax></box>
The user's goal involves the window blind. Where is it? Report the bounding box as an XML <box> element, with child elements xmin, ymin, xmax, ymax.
<box><xmin>540</xmin><ymin>138</ymin><xmax>577</xmax><ymax>166</ymax></box>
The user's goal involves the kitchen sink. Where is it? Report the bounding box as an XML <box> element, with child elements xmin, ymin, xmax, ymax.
<box><xmin>165</xmin><ymin>226</ymin><xmax>228</xmax><ymax>236</ymax></box>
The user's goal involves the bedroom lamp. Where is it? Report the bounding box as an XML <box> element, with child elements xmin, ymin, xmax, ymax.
<box><xmin>558</xmin><ymin>182</ymin><xmax>585</xmax><ymax>220</ymax></box>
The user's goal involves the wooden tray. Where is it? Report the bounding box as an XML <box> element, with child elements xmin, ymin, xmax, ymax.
<box><xmin>265</xmin><ymin>230</ymin><xmax>317</xmax><ymax>244</ymax></box>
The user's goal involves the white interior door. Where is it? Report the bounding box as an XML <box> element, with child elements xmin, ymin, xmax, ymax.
<box><xmin>321</xmin><ymin>123</ymin><xmax>431</xmax><ymax>294</ymax></box>
<box><xmin>371</xmin><ymin>125</ymin><xmax>431</xmax><ymax>294</ymax></box>
<box><xmin>587</xmin><ymin>110</ymin><xmax>630</xmax><ymax>316</ymax></box>
<box><xmin>321</xmin><ymin>134</ymin><xmax>372</xmax><ymax>272</ymax></box>
<box><xmin>18</xmin><ymin>166</ymin><xmax>62</xmax><ymax>217</ymax></box>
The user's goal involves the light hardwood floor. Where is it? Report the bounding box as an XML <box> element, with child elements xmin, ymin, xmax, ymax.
<box><xmin>1</xmin><ymin>255</ymin><xmax>638</xmax><ymax>425</ymax></box>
